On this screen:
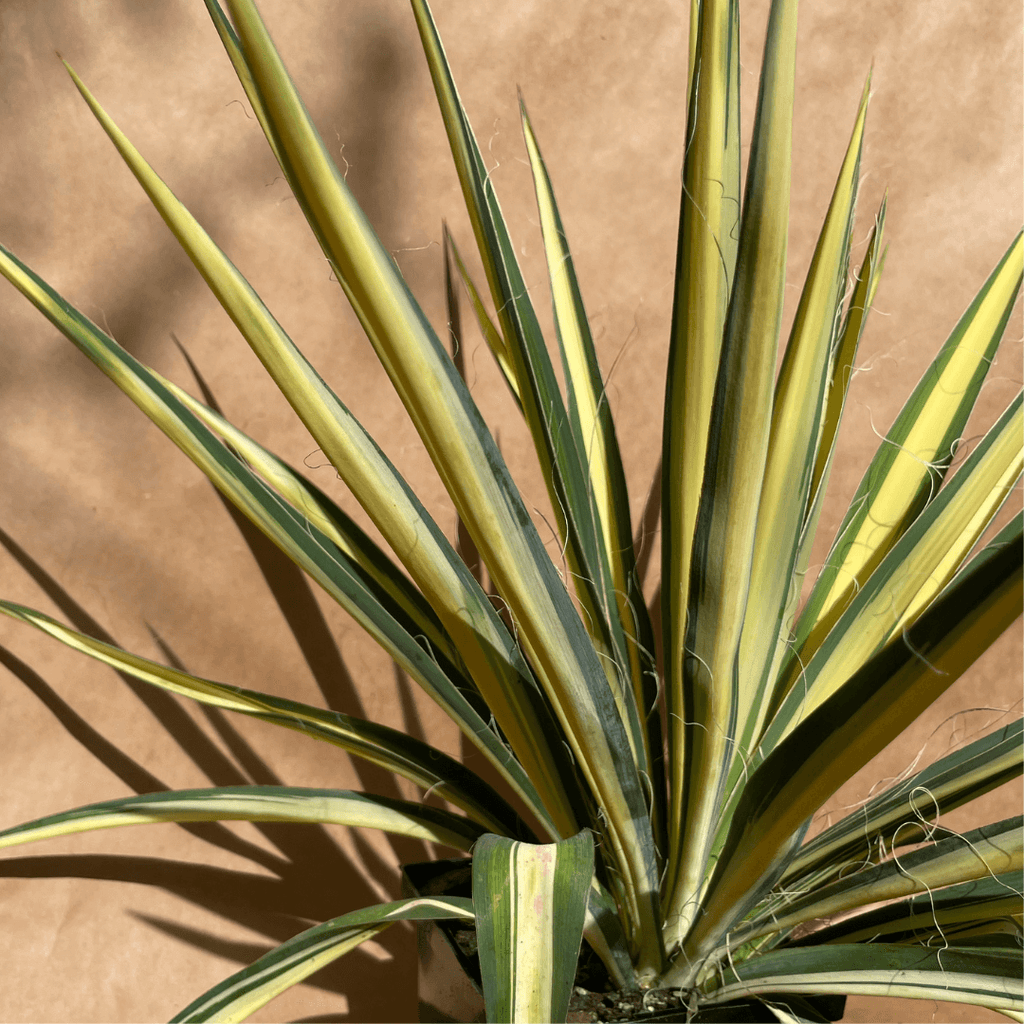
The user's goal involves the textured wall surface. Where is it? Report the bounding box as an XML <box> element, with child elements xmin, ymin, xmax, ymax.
<box><xmin>0</xmin><ymin>2</ymin><xmax>1020</xmax><ymax>1021</ymax></box>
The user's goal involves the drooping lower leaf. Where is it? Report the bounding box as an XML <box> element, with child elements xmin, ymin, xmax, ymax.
<box><xmin>0</xmin><ymin>786</ymin><xmax>487</xmax><ymax>854</ymax></box>
<box><xmin>0</xmin><ymin>601</ymin><xmax>526</xmax><ymax>839</ymax></box>
<box><xmin>697</xmin><ymin>944</ymin><xmax>1022</xmax><ymax>1019</ymax></box>
<box><xmin>171</xmin><ymin>896</ymin><xmax>474</xmax><ymax>1023</ymax></box>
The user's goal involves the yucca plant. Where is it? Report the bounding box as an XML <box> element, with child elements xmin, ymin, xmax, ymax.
<box><xmin>0</xmin><ymin>0</ymin><xmax>1021</xmax><ymax>1022</ymax></box>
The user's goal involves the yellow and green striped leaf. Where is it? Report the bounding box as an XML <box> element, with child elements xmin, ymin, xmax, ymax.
<box><xmin>781</xmin><ymin>711</ymin><xmax>1023</xmax><ymax>889</ymax></box>
<box><xmin>411</xmin><ymin>3</ymin><xmax>636</xmax><ymax>716</ymax></box>
<box><xmin>663</xmin><ymin>0</ymin><xmax>798</xmax><ymax>950</ymax></box>
<box><xmin>0</xmin><ymin>786</ymin><xmax>486</xmax><ymax>854</ymax></box>
<box><xmin>227</xmin><ymin>0</ymin><xmax>660</xmax><ymax>967</ymax></box>
<box><xmin>660</xmin><ymin>0</ymin><xmax>742</xmax><ymax>924</ymax></box>
<box><xmin>670</xmin><ymin>513</ymin><xmax>1021</xmax><ymax>975</ymax></box>
<box><xmin>786</xmin><ymin>870</ymin><xmax>1022</xmax><ymax>947</ymax></box>
<box><xmin>772</xmin><ymin>198</ymin><xmax>888</xmax><ymax>687</ymax></box>
<box><xmin>409</xmin><ymin>0</ymin><xmax>656</xmax><ymax>811</ymax></box>
<box><xmin>25</xmin><ymin>60</ymin><xmax>580</xmax><ymax>842</ymax></box>
<box><xmin>708</xmin><ymin>197</ymin><xmax>890</xmax><ymax>876</ymax></box>
<box><xmin>783</xmin><ymin>231</ymin><xmax>1024</xmax><ymax>683</ymax></box>
<box><xmin>764</xmin><ymin>392</ymin><xmax>1022</xmax><ymax>748</ymax></box>
<box><xmin>0</xmin><ymin>240</ymin><xmax>553</xmax><ymax>837</ymax></box>
<box><xmin>171</xmin><ymin>896</ymin><xmax>474</xmax><ymax>1023</ymax></box>
<box><xmin>698</xmin><ymin>944</ymin><xmax>1022</xmax><ymax>1019</ymax></box>
<box><xmin>735</xmin><ymin>816</ymin><xmax>1022</xmax><ymax>944</ymax></box>
<box><xmin>519</xmin><ymin>95</ymin><xmax>664</xmax><ymax>842</ymax></box>
<box><xmin>734</xmin><ymin>76</ymin><xmax>870</xmax><ymax>765</ymax></box>
<box><xmin>0</xmin><ymin>601</ymin><xmax>525</xmax><ymax>839</ymax></box>
<box><xmin>800</xmin><ymin>196</ymin><xmax>888</xmax><ymax>551</ymax></box>
<box><xmin>473</xmin><ymin>830</ymin><xmax>594</xmax><ymax>1024</ymax></box>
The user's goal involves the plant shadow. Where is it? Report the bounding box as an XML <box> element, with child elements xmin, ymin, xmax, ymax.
<box><xmin>0</xmin><ymin>344</ymin><xmax>448</xmax><ymax>1022</ymax></box>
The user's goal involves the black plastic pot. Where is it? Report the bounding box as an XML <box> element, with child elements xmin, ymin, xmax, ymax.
<box><xmin>401</xmin><ymin>859</ymin><xmax>844</xmax><ymax>1024</ymax></box>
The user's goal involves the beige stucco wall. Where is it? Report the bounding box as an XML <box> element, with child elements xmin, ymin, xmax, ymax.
<box><xmin>0</xmin><ymin>1</ymin><xmax>1020</xmax><ymax>1021</ymax></box>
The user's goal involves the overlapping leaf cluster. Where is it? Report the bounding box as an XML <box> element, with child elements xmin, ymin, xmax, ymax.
<box><xmin>1</xmin><ymin>0</ymin><xmax>1021</xmax><ymax>1021</ymax></box>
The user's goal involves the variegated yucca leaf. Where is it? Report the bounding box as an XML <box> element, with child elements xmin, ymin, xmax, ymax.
<box><xmin>782</xmin><ymin>230</ymin><xmax>1023</xmax><ymax>687</ymax></box>
<box><xmin>672</xmin><ymin>513</ymin><xmax>1021</xmax><ymax>975</ymax></box>
<box><xmin>473</xmin><ymin>830</ymin><xmax>594</xmax><ymax>1024</ymax></box>
<box><xmin>697</xmin><ymin>944</ymin><xmax>1022</xmax><ymax>1020</ymax></box>
<box><xmin>762</xmin><ymin>391</ymin><xmax>1022</xmax><ymax>752</ymax></box>
<box><xmin>731</xmin><ymin>816</ymin><xmax>1022</xmax><ymax>945</ymax></box>
<box><xmin>171</xmin><ymin>896</ymin><xmax>474</xmax><ymax>1023</ymax></box>
<box><xmin>0</xmin><ymin>600</ymin><xmax>523</xmax><ymax>839</ymax></box>
<box><xmin>0</xmin><ymin>787</ymin><xmax>486</xmax><ymax>854</ymax></box>
<box><xmin>519</xmin><ymin>95</ymin><xmax>664</xmax><ymax>842</ymax></box>
<box><xmin>786</xmin><ymin>869</ymin><xmax>1023</xmax><ymax>946</ymax></box>
<box><xmin>54</xmin><ymin>55</ymin><xmax>576</xmax><ymax>846</ymax></box>
<box><xmin>780</xmin><ymin>710</ymin><xmax>1023</xmax><ymax>890</ymax></box>
<box><xmin>226</xmin><ymin>0</ymin><xmax>663</xmax><ymax>972</ymax></box>
<box><xmin>660</xmin><ymin>0</ymin><xmax>743</xmax><ymax>941</ymax></box>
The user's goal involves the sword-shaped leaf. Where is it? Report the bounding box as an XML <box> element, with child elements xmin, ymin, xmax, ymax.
<box><xmin>773</xmin><ymin>200</ymin><xmax>888</xmax><ymax>683</ymax></box>
<box><xmin>784</xmin><ymin>231</ymin><xmax>1024</xmax><ymax>682</ymax></box>
<box><xmin>224</xmin><ymin>0</ymin><xmax>661</xmax><ymax>968</ymax></box>
<box><xmin>708</xmin><ymin>198</ymin><xmax>890</xmax><ymax>874</ymax></box>
<box><xmin>734</xmin><ymin>77</ymin><xmax>870</xmax><ymax>766</ymax></box>
<box><xmin>0</xmin><ymin>241</ymin><xmax>552</xmax><ymax>839</ymax></box>
<box><xmin>667</xmin><ymin>514</ymin><xmax>1021</xmax><ymax>977</ymax></box>
<box><xmin>519</xmin><ymin>96</ymin><xmax>664</xmax><ymax>841</ymax></box>
<box><xmin>473</xmin><ymin>830</ymin><xmax>594</xmax><ymax>1024</ymax></box>
<box><xmin>733</xmin><ymin>816</ymin><xmax>1022</xmax><ymax>944</ymax></box>
<box><xmin>0</xmin><ymin>787</ymin><xmax>486</xmax><ymax>854</ymax></box>
<box><xmin>664</xmin><ymin>0</ymin><xmax>798</xmax><ymax>950</ymax></box>
<box><xmin>764</xmin><ymin>392</ymin><xmax>1022</xmax><ymax>749</ymax></box>
<box><xmin>410</xmin><ymin>3</ymin><xmax>639</xmax><ymax>728</ymax></box>
<box><xmin>661</xmin><ymin>0</ymin><xmax>742</xmax><ymax>922</ymax></box>
<box><xmin>165</xmin><ymin>380</ymin><xmax>461</xmax><ymax>670</ymax></box>
<box><xmin>0</xmin><ymin>601</ymin><xmax>524</xmax><ymax>839</ymax></box>
<box><xmin>47</xmin><ymin>59</ymin><xmax>582</xmax><ymax>842</ymax></box>
<box><xmin>781</xmin><ymin>711</ymin><xmax>1024</xmax><ymax>889</ymax></box>
<box><xmin>802</xmin><ymin>198</ymin><xmax>889</xmax><ymax>548</ymax></box>
<box><xmin>171</xmin><ymin>896</ymin><xmax>474</xmax><ymax>1023</ymax></box>
<box><xmin>785</xmin><ymin>870</ymin><xmax>1022</xmax><ymax>946</ymax></box>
